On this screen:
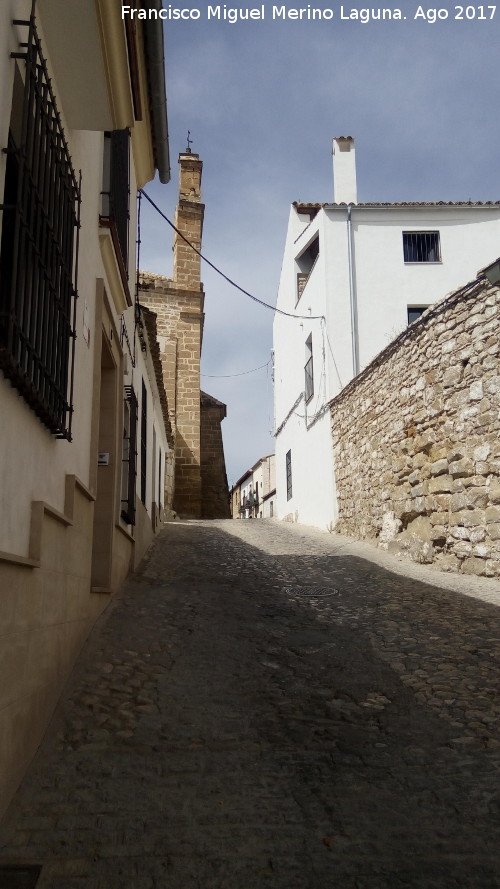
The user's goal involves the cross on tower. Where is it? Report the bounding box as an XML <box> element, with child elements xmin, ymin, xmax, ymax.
<box><xmin>186</xmin><ymin>131</ymin><xmax>193</xmax><ymax>153</ymax></box>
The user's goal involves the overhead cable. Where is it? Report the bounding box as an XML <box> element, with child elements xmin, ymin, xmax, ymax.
<box><xmin>201</xmin><ymin>359</ymin><xmax>271</xmax><ymax>378</ymax></box>
<box><xmin>139</xmin><ymin>188</ymin><xmax>325</xmax><ymax>321</ymax></box>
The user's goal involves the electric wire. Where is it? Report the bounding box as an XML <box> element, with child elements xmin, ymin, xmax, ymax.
<box><xmin>139</xmin><ymin>188</ymin><xmax>325</xmax><ymax>321</ymax></box>
<box><xmin>201</xmin><ymin>359</ymin><xmax>271</xmax><ymax>378</ymax></box>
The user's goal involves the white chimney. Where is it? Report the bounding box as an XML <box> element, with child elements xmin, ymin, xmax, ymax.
<box><xmin>332</xmin><ymin>136</ymin><xmax>357</xmax><ymax>204</ymax></box>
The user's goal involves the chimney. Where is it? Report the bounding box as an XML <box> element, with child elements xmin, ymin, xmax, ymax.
<box><xmin>332</xmin><ymin>136</ymin><xmax>357</xmax><ymax>204</ymax></box>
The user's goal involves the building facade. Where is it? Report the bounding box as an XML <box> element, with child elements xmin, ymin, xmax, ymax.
<box><xmin>231</xmin><ymin>455</ymin><xmax>276</xmax><ymax>519</ymax></box>
<box><xmin>0</xmin><ymin>0</ymin><xmax>171</xmax><ymax>817</ymax></box>
<box><xmin>274</xmin><ymin>137</ymin><xmax>500</xmax><ymax>531</ymax></box>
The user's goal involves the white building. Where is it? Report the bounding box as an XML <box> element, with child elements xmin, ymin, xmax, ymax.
<box><xmin>274</xmin><ymin>137</ymin><xmax>500</xmax><ymax>530</ymax></box>
<box><xmin>231</xmin><ymin>454</ymin><xmax>276</xmax><ymax>518</ymax></box>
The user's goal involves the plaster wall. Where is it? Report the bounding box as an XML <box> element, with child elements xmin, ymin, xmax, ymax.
<box><xmin>0</xmin><ymin>0</ymin><xmax>169</xmax><ymax>819</ymax></box>
<box><xmin>275</xmin><ymin>410</ymin><xmax>336</xmax><ymax>530</ymax></box>
<box><xmin>274</xmin><ymin>201</ymin><xmax>500</xmax><ymax>532</ymax></box>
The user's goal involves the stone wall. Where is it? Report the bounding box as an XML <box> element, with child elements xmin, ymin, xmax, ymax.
<box><xmin>200</xmin><ymin>392</ymin><xmax>230</xmax><ymax>518</ymax></box>
<box><xmin>139</xmin><ymin>273</ymin><xmax>203</xmax><ymax>517</ymax></box>
<box><xmin>330</xmin><ymin>274</ymin><xmax>500</xmax><ymax>577</ymax></box>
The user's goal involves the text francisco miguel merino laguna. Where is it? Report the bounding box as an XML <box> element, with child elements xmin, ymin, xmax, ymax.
<box><xmin>121</xmin><ymin>5</ymin><xmax>408</xmax><ymax>21</ymax></box>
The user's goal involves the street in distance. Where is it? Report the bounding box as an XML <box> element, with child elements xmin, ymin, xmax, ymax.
<box><xmin>122</xmin><ymin>4</ymin><xmax>497</xmax><ymax>21</ymax></box>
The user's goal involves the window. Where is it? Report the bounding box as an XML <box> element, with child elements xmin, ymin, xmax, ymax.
<box><xmin>0</xmin><ymin>17</ymin><xmax>80</xmax><ymax>439</ymax></box>
<box><xmin>101</xmin><ymin>130</ymin><xmax>130</xmax><ymax>270</ymax></box>
<box><xmin>304</xmin><ymin>334</ymin><xmax>314</xmax><ymax>402</ymax></box>
<box><xmin>296</xmin><ymin>235</ymin><xmax>319</xmax><ymax>304</ymax></box>
<box><xmin>403</xmin><ymin>231</ymin><xmax>440</xmax><ymax>263</ymax></box>
<box><xmin>140</xmin><ymin>379</ymin><xmax>147</xmax><ymax>505</ymax></box>
<box><xmin>121</xmin><ymin>386</ymin><xmax>138</xmax><ymax>524</ymax></box>
<box><xmin>286</xmin><ymin>450</ymin><xmax>292</xmax><ymax>501</ymax></box>
<box><xmin>407</xmin><ymin>306</ymin><xmax>428</xmax><ymax>325</ymax></box>
<box><xmin>158</xmin><ymin>448</ymin><xmax>162</xmax><ymax>512</ymax></box>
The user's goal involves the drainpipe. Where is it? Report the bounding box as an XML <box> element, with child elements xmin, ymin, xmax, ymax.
<box><xmin>347</xmin><ymin>203</ymin><xmax>359</xmax><ymax>377</ymax></box>
<box><xmin>143</xmin><ymin>1</ymin><xmax>171</xmax><ymax>184</ymax></box>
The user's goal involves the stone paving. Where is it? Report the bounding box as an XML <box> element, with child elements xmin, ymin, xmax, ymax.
<box><xmin>1</xmin><ymin>519</ymin><xmax>500</xmax><ymax>889</ymax></box>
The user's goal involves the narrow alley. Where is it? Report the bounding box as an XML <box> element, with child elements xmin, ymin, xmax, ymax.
<box><xmin>1</xmin><ymin>520</ymin><xmax>499</xmax><ymax>889</ymax></box>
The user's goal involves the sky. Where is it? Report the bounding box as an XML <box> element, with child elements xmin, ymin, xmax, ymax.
<box><xmin>138</xmin><ymin>2</ymin><xmax>500</xmax><ymax>486</ymax></box>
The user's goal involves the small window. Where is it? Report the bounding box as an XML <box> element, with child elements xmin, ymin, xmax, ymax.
<box><xmin>304</xmin><ymin>335</ymin><xmax>314</xmax><ymax>402</ymax></box>
<box><xmin>286</xmin><ymin>450</ymin><xmax>292</xmax><ymax>501</ymax></box>
<box><xmin>403</xmin><ymin>231</ymin><xmax>440</xmax><ymax>263</ymax></box>
<box><xmin>407</xmin><ymin>306</ymin><xmax>428</xmax><ymax>325</ymax></box>
<box><xmin>296</xmin><ymin>235</ymin><xmax>319</xmax><ymax>304</ymax></box>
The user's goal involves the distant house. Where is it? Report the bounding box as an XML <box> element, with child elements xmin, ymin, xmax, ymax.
<box><xmin>231</xmin><ymin>455</ymin><xmax>276</xmax><ymax>519</ymax></box>
<box><xmin>273</xmin><ymin>137</ymin><xmax>500</xmax><ymax>530</ymax></box>
<box><xmin>0</xmin><ymin>0</ymin><xmax>171</xmax><ymax>817</ymax></box>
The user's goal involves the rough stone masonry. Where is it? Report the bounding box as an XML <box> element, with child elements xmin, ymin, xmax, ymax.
<box><xmin>330</xmin><ymin>272</ymin><xmax>500</xmax><ymax>577</ymax></box>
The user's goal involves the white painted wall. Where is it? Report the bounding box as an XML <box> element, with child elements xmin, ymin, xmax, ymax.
<box><xmin>0</xmin><ymin>2</ymin><xmax>169</xmax><ymax>554</ymax></box>
<box><xmin>0</xmin><ymin>3</ymin><xmax>103</xmax><ymax>552</ymax></box>
<box><xmin>274</xmin><ymin>193</ymin><xmax>500</xmax><ymax>531</ymax></box>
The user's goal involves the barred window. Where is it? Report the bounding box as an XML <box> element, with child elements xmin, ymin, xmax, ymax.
<box><xmin>403</xmin><ymin>231</ymin><xmax>441</xmax><ymax>263</ymax></box>
<box><xmin>121</xmin><ymin>386</ymin><xmax>138</xmax><ymax>525</ymax></box>
<box><xmin>0</xmin><ymin>14</ymin><xmax>80</xmax><ymax>439</ymax></box>
<box><xmin>140</xmin><ymin>378</ymin><xmax>147</xmax><ymax>505</ymax></box>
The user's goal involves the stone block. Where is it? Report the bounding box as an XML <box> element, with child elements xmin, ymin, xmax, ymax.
<box><xmin>457</xmin><ymin>509</ymin><xmax>486</xmax><ymax>528</ymax></box>
<box><xmin>442</xmin><ymin>365</ymin><xmax>463</xmax><ymax>387</ymax></box>
<box><xmin>428</xmin><ymin>475</ymin><xmax>453</xmax><ymax>494</ymax></box>
<box><xmin>430</xmin><ymin>458</ymin><xmax>448</xmax><ymax>476</ymax></box>
<box><xmin>485</xmin><ymin>506</ymin><xmax>500</xmax><ymax>523</ymax></box>
<box><xmin>437</xmin><ymin>553</ymin><xmax>460</xmax><ymax>572</ymax></box>
<box><xmin>428</xmin><ymin>511</ymin><xmax>448</xmax><ymax>525</ymax></box>
<box><xmin>472</xmin><ymin>543</ymin><xmax>490</xmax><ymax>558</ymax></box>
<box><xmin>449</xmin><ymin>458</ymin><xmax>473</xmax><ymax>478</ymax></box>
<box><xmin>461</xmin><ymin>557</ymin><xmax>487</xmax><ymax>576</ymax></box>
<box><xmin>487</xmin><ymin>523</ymin><xmax>500</xmax><ymax>540</ymax></box>
<box><xmin>464</xmin><ymin>487</ymin><xmax>488</xmax><ymax>508</ymax></box>
<box><xmin>488</xmin><ymin>482</ymin><xmax>500</xmax><ymax>504</ymax></box>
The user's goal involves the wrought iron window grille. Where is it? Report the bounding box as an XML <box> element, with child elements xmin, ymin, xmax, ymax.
<box><xmin>140</xmin><ymin>377</ymin><xmax>147</xmax><ymax>505</ymax></box>
<box><xmin>0</xmin><ymin>8</ymin><xmax>81</xmax><ymax>439</ymax></box>
<box><xmin>121</xmin><ymin>385</ymin><xmax>138</xmax><ymax>525</ymax></box>
<box><xmin>403</xmin><ymin>231</ymin><xmax>441</xmax><ymax>263</ymax></box>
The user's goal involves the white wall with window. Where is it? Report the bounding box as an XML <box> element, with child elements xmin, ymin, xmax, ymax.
<box><xmin>273</xmin><ymin>137</ymin><xmax>500</xmax><ymax>530</ymax></box>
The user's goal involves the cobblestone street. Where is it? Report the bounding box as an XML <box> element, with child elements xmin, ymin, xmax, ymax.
<box><xmin>1</xmin><ymin>519</ymin><xmax>500</xmax><ymax>889</ymax></box>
